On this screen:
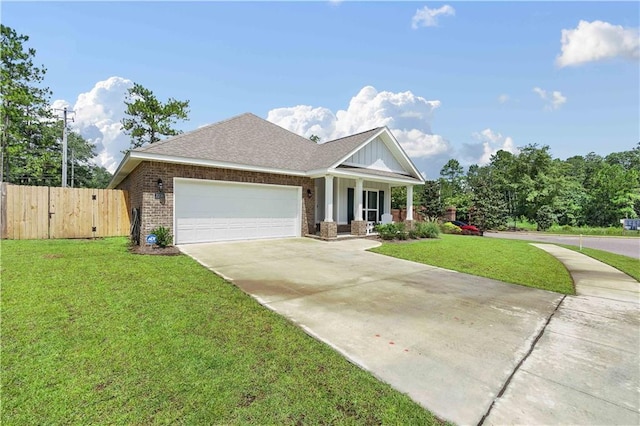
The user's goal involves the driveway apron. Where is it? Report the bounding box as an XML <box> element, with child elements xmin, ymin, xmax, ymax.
<box><xmin>180</xmin><ymin>238</ymin><xmax>563</xmax><ymax>425</ymax></box>
<box><xmin>484</xmin><ymin>244</ymin><xmax>639</xmax><ymax>425</ymax></box>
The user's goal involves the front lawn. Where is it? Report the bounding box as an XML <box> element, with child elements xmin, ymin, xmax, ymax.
<box><xmin>1</xmin><ymin>238</ymin><xmax>438</xmax><ymax>425</ymax></box>
<box><xmin>559</xmin><ymin>245</ymin><xmax>640</xmax><ymax>282</ymax></box>
<box><xmin>370</xmin><ymin>234</ymin><xmax>575</xmax><ymax>294</ymax></box>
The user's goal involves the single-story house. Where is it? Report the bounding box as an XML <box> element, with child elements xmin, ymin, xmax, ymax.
<box><xmin>108</xmin><ymin>113</ymin><xmax>425</xmax><ymax>244</ymax></box>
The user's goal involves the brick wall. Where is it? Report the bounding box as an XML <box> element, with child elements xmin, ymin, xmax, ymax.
<box><xmin>116</xmin><ymin>161</ymin><xmax>315</xmax><ymax>244</ymax></box>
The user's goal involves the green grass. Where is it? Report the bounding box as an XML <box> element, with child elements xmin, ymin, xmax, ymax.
<box><xmin>558</xmin><ymin>245</ymin><xmax>639</xmax><ymax>282</ymax></box>
<box><xmin>370</xmin><ymin>234</ymin><xmax>575</xmax><ymax>294</ymax></box>
<box><xmin>511</xmin><ymin>220</ymin><xmax>639</xmax><ymax>237</ymax></box>
<box><xmin>1</xmin><ymin>238</ymin><xmax>439</xmax><ymax>425</ymax></box>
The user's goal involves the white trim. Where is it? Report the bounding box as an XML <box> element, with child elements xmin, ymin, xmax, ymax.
<box><xmin>173</xmin><ymin>177</ymin><xmax>302</xmax><ymax>244</ymax></box>
<box><xmin>332</xmin><ymin>128</ymin><xmax>387</xmax><ymax>168</ymax></box>
<box><xmin>329</xmin><ymin>168</ymin><xmax>422</xmax><ymax>185</ymax></box>
<box><xmin>133</xmin><ymin>152</ymin><xmax>307</xmax><ymax>176</ymax></box>
<box><xmin>109</xmin><ymin>151</ymin><xmax>307</xmax><ymax>189</ymax></box>
<box><xmin>328</xmin><ymin>127</ymin><xmax>424</xmax><ymax>183</ymax></box>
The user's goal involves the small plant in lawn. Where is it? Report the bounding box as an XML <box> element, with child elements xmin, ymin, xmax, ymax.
<box><xmin>441</xmin><ymin>222</ymin><xmax>461</xmax><ymax>234</ymax></box>
<box><xmin>150</xmin><ymin>226</ymin><xmax>173</xmax><ymax>247</ymax></box>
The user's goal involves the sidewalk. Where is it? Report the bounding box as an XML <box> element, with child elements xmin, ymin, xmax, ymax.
<box><xmin>485</xmin><ymin>244</ymin><xmax>639</xmax><ymax>425</ymax></box>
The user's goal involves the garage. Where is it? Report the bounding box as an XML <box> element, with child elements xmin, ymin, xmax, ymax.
<box><xmin>174</xmin><ymin>178</ymin><xmax>301</xmax><ymax>244</ymax></box>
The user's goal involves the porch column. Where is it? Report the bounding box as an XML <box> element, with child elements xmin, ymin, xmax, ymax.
<box><xmin>324</xmin><ymin>175</ymin><xmax>334</xmax><ymax>222</ymax></box>
<box><xmin>406</xmin><ymin>185</ymin><xmax>414</xmax><ymax>221</ymax></box>
<box><xmin>355</xmin><ymin>178</ymin><xmax>363</xmax><ymax>220</ymax></box>
<box><xmin>351</xmin><ymin>178</ymin><xmax>367</xmax><ymax>236</ymax></box>
<box><xmin>320</xmin><ymin>175</ymin><xmax>337</xmax><ymax>239</ymax></box>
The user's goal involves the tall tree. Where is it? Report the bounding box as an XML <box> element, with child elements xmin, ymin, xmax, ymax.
<box><xmin>0</xmin><ymin>24</ymin><xmax>53</xmax><ymax>183</ymax></box>
<box><xmin>121</xmin><ymin>83</ymin><xmax>190</xmax><ymax>149</ymax></box>
<box><xmin>421</xmin><ymin>180</ymin><xmax>443</xmax><ymax>219</ymax></box>
<box><xmin>467</xmin><ymin>166</ymin><xmax>508</xmax><ymax>232</ymax></box>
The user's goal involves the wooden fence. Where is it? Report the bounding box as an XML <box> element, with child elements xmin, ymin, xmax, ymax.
<box><xmin>0</xmin><ymin>183</ymin><xmax>130</xmax><ymax>240</ymax></box>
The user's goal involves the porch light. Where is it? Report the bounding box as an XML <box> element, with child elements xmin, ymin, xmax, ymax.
<box><xmin>157</xmin><ymin>178</ymin><xmax>163</xmax><ymax>192</ymax></box>
<box><xmin>307</xmin><ymin>189</ymin><xmax>312</xmax><ymax>199</ymax></box>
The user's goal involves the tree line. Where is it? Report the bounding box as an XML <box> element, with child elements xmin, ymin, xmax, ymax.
<box><xmin>1</xmin><ymin>25</ymin><xmax>189</xmax><ymax>188</ymax></box>
<box><xmin>405</xmin><ymin>144</ymin><xmax>640</xmax><ymax>230</ymax></box>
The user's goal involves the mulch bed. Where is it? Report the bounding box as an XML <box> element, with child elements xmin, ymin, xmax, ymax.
<box><xmin>129</xmin><ymin>244</ymin><xmax>181</xmax><ymax>256</ymax></box>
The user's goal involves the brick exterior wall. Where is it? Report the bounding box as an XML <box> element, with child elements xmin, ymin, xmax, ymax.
<box><xmin>116</xmin><ymin>161</ymin><xmax>315</xmax><ymax>244</ymax></box>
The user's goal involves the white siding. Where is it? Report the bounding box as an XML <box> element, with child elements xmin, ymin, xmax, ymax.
<box><xmin>343</xmin><ymin>136</ymin><xmax>405</xmax><ymax>173</ymax></box>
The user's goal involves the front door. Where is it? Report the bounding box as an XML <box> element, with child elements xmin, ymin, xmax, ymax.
<box><xmin>362</xmin><ymin>190</ymin><xmax>378</xmax><ymax>222</ymax></box>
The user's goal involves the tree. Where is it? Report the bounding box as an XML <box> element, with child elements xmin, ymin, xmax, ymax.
<box><xmin>421</xmin><ymin>180</ymin><xmax>443</xmax><ymax>219</ymax></box>
<box><xmin>467</xmin><ymin>166</ymin><xmax>508</xmax><ymax>232</ymax></box>
<box><xmin>121</xmin><ymin>83</ymin><xmax>190</xmax><ymax>149</ymax></box>
<box><xmin>0</xmin><ymin>24</ymin><xmax>53</xmax><ymax>183</ymax></box>
<box><xmin>309</xmin><ymin>134</ymin><xmax>321</xmax><ymax>143</ymax></box>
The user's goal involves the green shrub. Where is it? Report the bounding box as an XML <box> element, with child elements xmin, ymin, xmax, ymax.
<box><xmin>408</xmin><ymin>229</ymin><xmax>420</xmax><ymax>239</ymax></box>
<box><xmin>396</xmin><ymin>222</ymin><xmax>408</xmax><ymax>240</ymax></box>
<box><xmin>150</xmin><ymin>226</ymin><xmax>173</xmax><ymax>248</ymax></box>
<box><xmin>441</xmin><ymin>222</ymin><xmax>461</xmax><ymax>234</ymax></box>
<box><xmin>374</xmin><ymin>223</ymin><xmax>398</xmax><ymax>240</ymax></box>
<box><xmin>416</xmin><ymin>221</ymin><xmax>440</xmax><ymax>238</ymax></box>
<box><xmin>536</xmin><ymin>206</ymin><xmax>555</xmax><ymax>231</ymax></box>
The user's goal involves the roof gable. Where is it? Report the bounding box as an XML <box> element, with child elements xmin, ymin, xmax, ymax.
<box><xmin>326</xmin><ymin>127</ymin><xmax>422</xmax><ymax>180</ymax></box>
<box><xmin>342</xmin><ymin>135</ymin><xmax>406</xmax><ymax>174</ymax></box>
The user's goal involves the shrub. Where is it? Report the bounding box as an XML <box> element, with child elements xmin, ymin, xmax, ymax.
<box><xmin>396</xmin><ymin>222</ymin><xmax>408</xmax><ymax>240</ymax></box>
<box><xmin>374</xmin><ymin>223</ymin><xmax>398</xmax><ymax>240</ymax></box>
<box><xmin>536</xmin><ymin>206</ymin><xmax>555</xmax><ymax>231</ymax></box>
<box><xmin>441</xmin><ymin>222</ymin><xmax>461</xmax><ymax>234</ymax></box>
<box><xmin>408</xmin><ymin>229</ymin><xmax>420</xmax><ymax>239</ymax></box>
<box><xmin>150</xmin><ymin>226</ymin><xmax>173</xmax><ymax>248</ymax></box>
<box><xmin>416</xmin><ymin>221</ymin><xmax>440</xmax><ymax>238</ymax></box>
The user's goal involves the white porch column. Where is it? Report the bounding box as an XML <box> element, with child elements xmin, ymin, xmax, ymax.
<box><xmin>355</xmin><ymin>178</ymin><xmax>363</xmax><ymax>221</ymax></box>
<box><xmin>406</xmin><ymin>185</ymin><xmax>414</xmax><ymax>221</ymax></box>
<box><xmin>324</xmin><ymin>175</ymin><xmax>334</xmax><ymax>222</ymax></box>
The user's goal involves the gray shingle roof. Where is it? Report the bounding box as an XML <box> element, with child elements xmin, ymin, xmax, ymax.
<box><xmin>131</xmin><ymin>113</ymin><xmax>415</xmax><ymax>181</ymax></box>
<box><xmin>305</xmin><ymin>128</ymin><xmax>382</xmax><ymax>170</ymax></box>
<box><xmin>136</xmin><ymin>113</ymin><xmax>318</xmax><ymax>172</ymax></box>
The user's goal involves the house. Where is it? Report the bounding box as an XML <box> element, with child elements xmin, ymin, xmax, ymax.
<box><xmin>108</xmin><ymin>113</ymin><xmax>424</xmax><ymax>244</ymax></box>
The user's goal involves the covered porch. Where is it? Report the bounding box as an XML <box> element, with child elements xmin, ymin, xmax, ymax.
<box><xmin>313</xmin><ymin>171</ymin><xmax>419</xmax><ymax>239</ymax></box>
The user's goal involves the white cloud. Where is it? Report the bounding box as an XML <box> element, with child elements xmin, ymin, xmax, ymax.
<box><xmin>411</xmin><ymin>5</ymin><xmax>455</xmax><ymax>29</ymax></box>
<box><xmin>267</xmin><ymin>85</ymin><xmax>451</xmax><ymax>158</ymax></box>
<box><xmin>556</xmin><ymin>20</ymin><xmax>640</xmax><ymax>67</ymax></box>
<box><xmin>498</xmin><ymin>94</ymin><xmax>510</xmax><ymax>104</ymax></box>
<box><xmin>462</xmin><ymin>128</ymin><xmax>517</xmax><ymax>165</ymax></box>
<box><xmin>53</xmin><ymin>77</ymin><xmax>133</xmax><ymax>173</ymax></box>
<box><xmin>533</xmin><ymin>87</ymin><xmax>567</xmax><ymax>110</ymax></box>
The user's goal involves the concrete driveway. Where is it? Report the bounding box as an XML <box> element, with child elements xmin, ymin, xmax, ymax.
<box><xmin>181</xmin><ymin>238</ymin><xmax>563</xmax><ymax>425</ymax></box>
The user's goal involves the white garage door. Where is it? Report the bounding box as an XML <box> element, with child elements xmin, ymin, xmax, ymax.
<box><xmin>174</xmin><ymin>178</ymin><xmax>301</xmax><ymax>244</ymax></box>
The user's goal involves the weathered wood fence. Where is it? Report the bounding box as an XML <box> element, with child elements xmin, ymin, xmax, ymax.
<box><xmin>0</xmin><ymin>183</ymin><xmax>130</xmax><ymax>240</ymax></box>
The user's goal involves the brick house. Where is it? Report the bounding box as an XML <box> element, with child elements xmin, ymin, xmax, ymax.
<box><xmin>108</xmin><ymin>113</ymin><xmax>424</xmax><ymax>244</ymax></box>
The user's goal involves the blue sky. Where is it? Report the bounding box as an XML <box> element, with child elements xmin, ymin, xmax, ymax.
<box><xmin>3</xmin><ymin>1</ymin><xmax>639</xmax><ymax>177</ymax></box>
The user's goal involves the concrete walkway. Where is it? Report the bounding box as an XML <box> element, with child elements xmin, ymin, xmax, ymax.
<box><xmin>485</xmin><ymin>244</ymin><xmax>640</xmax><ymax>425</ymax></box>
